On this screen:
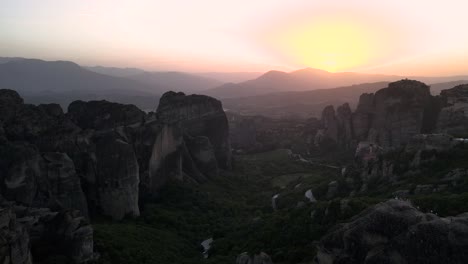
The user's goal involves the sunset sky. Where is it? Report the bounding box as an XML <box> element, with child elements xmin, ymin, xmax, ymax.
<box><xmin>1</xmin><ymin>0</ymin><xmax>468</xmax><ymax>75</ymax></box>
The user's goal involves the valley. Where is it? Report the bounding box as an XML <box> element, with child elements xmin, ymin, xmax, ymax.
<box><xmin>1</xmin><ymin>79</ymin><xmax>468</xmax><ymax>263</ymax></box>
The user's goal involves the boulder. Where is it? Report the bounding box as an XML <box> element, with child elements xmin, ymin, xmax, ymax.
<box><xmin>314</xmin><ymin>199</ymin><xmax>468</xmax><ymax>264</ymax></box>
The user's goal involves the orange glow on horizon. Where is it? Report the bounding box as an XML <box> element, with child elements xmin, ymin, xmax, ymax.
<box><xmin>262</xmin><ymin>12</ymin><xmax>412</xmax><ymax>72</ymax></box>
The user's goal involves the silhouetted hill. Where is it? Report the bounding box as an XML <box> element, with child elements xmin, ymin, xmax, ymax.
<box><xmin>127</xmin><ymin>71</ymin><xmax>222</xmax><ymax>92</ymax></box>
<box><xmin>197</xmin><ymin>71</ymin><xmax>263</xmax><ymax>83</ymax></box>
<box><xmin>0</xmin><ymin>57</ymin><xmax>25</xmax><ymax>64</ymax></box>
<box><xmin>430</xmin><ymin>80</ymin><xmax>468</xmax><ymax>95</ymax></box>
<box><xmin>204</xmin><ymin>68</ymin><xmax>400</xmax><ymax>98</ymax></box>
<box><xmin>205</xmin><ymin>67</ymin><xmax>468</xmax><ymax>98</ymax></box>
<box><xmin>88</xmin><ymin>66</ymin><xmax>223</xmax><ymax>92</ymax></box>
<box><xmin>0</xmin><ymin>59</ymin><xmax>166</xmax><ymax>110</ymax></box>
<box><xmin>86</xmin><ymin>66</ymin><xmax>146</xmax><ymax>77</ymax></box>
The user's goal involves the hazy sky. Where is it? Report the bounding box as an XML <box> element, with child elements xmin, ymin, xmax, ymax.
<box><xmin>1</xmin><ymin>0</ymin><xmax>468</xmax><ymax>75</ymax></box>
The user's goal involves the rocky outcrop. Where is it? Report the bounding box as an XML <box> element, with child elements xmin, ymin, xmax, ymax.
<box><xmin>352</xmin><ymin>93</ymin><xmax>374</xmax><ymax>141</ymax></box>
<box><xmin>93</xmin><ymin>132</ymin><xmax>140</xmax><ymax>219</ymax></box>
<box><xmin>316</xmin><ymin>103</ymin><xmax>355</xmax><ymax>148</ymax></box>
<box><xmin>370</xmin><ymin>80</ymin><xmax>432</xmax><ymax>147</ymax></box>
<box><xmin>0</xmin><ymin>89</ymin><xmax>24</xmax><ymax>124</ymax></box>
<box><xmin>437</xmin><ymin>84</ymin><xmax>468</xmax><ymax>137</ymax></box>
<box><xmin>0</xmin><ymin>206</ymin><xmax>32</xmax><ymax>264</ymax></box>
<box><xmin>320</xmin><ymin>105</ymin><xmax>339</xmax><ymax>143</ymax></box>
<box><xmin>141</xmin><ymin>91</ymin><xmax>232</xmax><ymax>196</ymax></box>
<box><xmin>68</xmin><ymin>100</ymin><xmax>145</xmax><ymax>130</ymax></box>
<box><xmin>41</xmin><ymin>152</ymin><xmax>89</xmax><ymax>217</ymax></box>
<box><xmin>236</xmin><ymin>252</ymin><xmax>273</xmax><ymax>264</ymax></box>
<box><xmin>157</xmin><ymin>91</ymin><xmax>232</xmax><ymax>169</ymax></box>
<box><xmin>314</xmin><ymin>199</ymin><xmax>468</xmax><ymax>264</ymax></box>
<box><xmin>0</xmin><ymin>143</ymin><xmax>88</xmax><ymax>218</ymax></box>
<box><xmin>336</xmin><ymin>103</ymin><xmax>354</xmax><ymax>147</ymax></box>
<box><xmin>311</xmin><ymin>80</ymin><xmax>442</xmax><ymax>149</ymax></box>
<box><xmin>0</xmin><ymin>88</ymin><xmax>233</xmax><ymax>260</ymax></box>
<box><xmin>0</xmin><ymin>201</ymin><xmax>95</xmax><ymax>264</ymax></box>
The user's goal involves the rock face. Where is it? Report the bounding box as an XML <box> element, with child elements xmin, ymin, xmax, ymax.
<box><xmin>352</xmin><ymin>93</ymin><xmax>374</xmax><ymax>141</ymax></box>
<box><xmin>93</xmin><ymin>132</ymin><xmax>140</xmax><ymax>219</ymax></box>
<box><xmin>0</xmin><ymin>201</ymin><xmax>95</xmax><ymax>264</ymax></box>
<box><xmin>314</xmin><ymin>199</ymin><xmax>468</xmax><ymax>264</ymax></box>
<box><xmin>320</xmin><ymin>105</ymin><xmax>339</xmax><ymax>143</ymax></box>
<box><xmin>148</xmin><ymin>124</ymin><xmax>185</xmax><ymax>192</ymax></box>
<box><xmin>312</xmin><ymin>80</ymin><xmax>440</xmax><ymax>149</ymax></box>
<box><xmin>68</xmin><ymin>100</ymin><xmax>145</xmax><ymax>130</ymax></box>
<box><xmin>41</xmin><ymin>152</ymin><xmax>89</xmax><ymax>218</ymax></box>
<box><xmin>157</xmin><ymin>91</ymin><xmax>232</xmax><ymax>169</ymax></box>
<box><xmin>370</xmin><ymin>80</ymin><xmax>432</xmax><ymax>147</ymax></box>
<box><xmin>437</xmin><ymin>84</ymin><xmax>468</xmax><ymax>137</ymax></box>
<box><xmin>142</xmin><ymin>91</ymin><xmax>232</xmax><ymax>196</ymax></box>
<box><xmin>0</xmin><ymin>88</ymin><xmax>232</xmax><ymax>261</ymax></box>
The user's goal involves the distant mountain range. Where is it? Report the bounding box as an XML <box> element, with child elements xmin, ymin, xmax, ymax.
<box><xmin>196</xmin><ymin>71</ymin><xmax>263</xmax><ymax>83</ymax></box>
<box><xmin>204</xmin><ymin>68</ymin><xmax>468</xmax><ymax>98</ymax></box>
<box><xmin>0</xmin><ymin>57</ymin><xmax>467</xmax><ymax>115</ymax></box>
<box><xmin>87</xmin><ymin>66</ymin><xmax>223</xmax><ymax>92</ymax></box>
<box><xmin>0</xmin><ymin>59</ymin><xmax>166</xmax><ymax>110</ymax></box>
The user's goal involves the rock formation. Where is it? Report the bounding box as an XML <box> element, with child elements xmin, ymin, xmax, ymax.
<box><xmin>67</xmin><ymin>100</ymin><xmax>145</xmax><ymax>130</ymax></box>
<box><xmin>314</xmin><ymin>199</ymin><xmax>468</xmax><ymax>264</ymax></box>
<box><xmin>0</xmin><ymin>200</ymin><xmax>96</xmax><ymax>264</ymax></box>
<box><xmin>370</xmin><ymin>80</ymin><xmax>432</xmax><ymax>147</ymax></box>
<box><xmin>156</xmin><ymin>91</ymin><xmax>232</xmax><ymax>169</ymax></box>
<box><xmin>313</xmin><ymin>80</ymin><xmax>441</xmax><ymax>149</ymax></box>
<box><xmin>309</xmin><ymin>81</ymin><xmax>468</xmax><ymax>198</ymax></box>
<box><xmin>0</xmin><ymin>88</ymin><xmax>232</xmax><ymax>262</ymax></box>
<box><xmin>437</xmin><ymin>84</ymin><xmax>468</xmax><ymax>137</ymax></box>
<box><xmin>143</xmin><ymin>91</ymin><xmax>232</xmax><ymax>196</ymax></box>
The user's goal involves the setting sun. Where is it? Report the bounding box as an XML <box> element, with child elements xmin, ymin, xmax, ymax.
<box><xmin>270</xmin><ymin>19</ymin><xmax>378</xmax><ymax>72</ymax></box>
